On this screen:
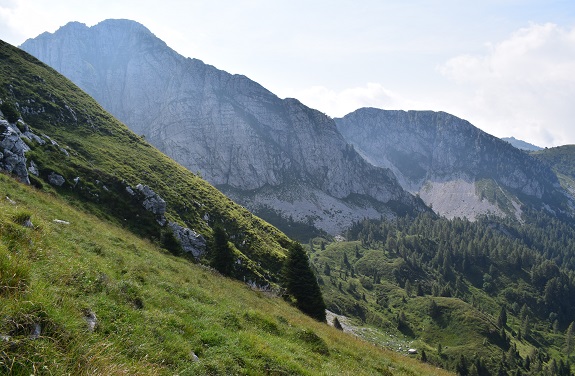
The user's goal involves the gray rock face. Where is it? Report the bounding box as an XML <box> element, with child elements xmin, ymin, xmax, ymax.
<box><xmin>21</xmin><ymin>19</ymin><xmax>424</xmax><ymax>234</ymax></box>
<box><xmin>48</xmin><ymin>172</ymin><xmax>65</xmax><ymax>186</ymax></box>
<box><xmin>168</xmin><ymin>221</ymin><xmax>206</xmax><ymax>258</ymax></box>
<box><xmin>0</xmin><ymin>120</ymin><xmax>30</xmax><ymax>184</ymax></box>
<box><xmin>335</xmin><ymin>108</ymin><xmax>569</xmax><ymax>219</ymax></box>
<box><xmin>135</xmin><ymin>184</ymin><xmax>167</xmax><ymax>225</ymax></box>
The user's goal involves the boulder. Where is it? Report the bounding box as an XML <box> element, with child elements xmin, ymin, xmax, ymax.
<box><xmin>135</xmin><ymin>184</ymin><xmax>167</xmax><ymax>225</ymax></box>
<box><xmin>168</xmin><ymin>221</ymin><xmax>206</xmax><ymax>258</ymax></box>
<box><xmin>48</xmin><ymin>172</ymin><xmax>65</xmax><ymax>186</ymax></box>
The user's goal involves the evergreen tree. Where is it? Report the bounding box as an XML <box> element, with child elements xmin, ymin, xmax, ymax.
<box><xmin>210</xmin><ymin>225</ymin><xmax>234</xmax><ymax>276</ymax></box>
<box><xmin>566</xmin><ymin>321</ymin><xmax>574</xmax><ymax>354</ymax></box>
<box><xmin>283</xmin><ymin>242</ymin><xmax>326</xmax><ymax>321</ymax></box>
<box><xmin>333</xmin><ymin>316</ymin><xmax>343</xmax><ymax>330</ymax></box>
<box><xmin>498</xmin><ymin>306</ymin><xmax>508</xmax><ymax>328</ymax></box>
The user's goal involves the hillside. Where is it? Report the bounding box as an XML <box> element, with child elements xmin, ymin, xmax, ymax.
<box><xmin>0</xmin><ymin>39</ymin><xmax>293</xmax><ymax>286</ymax></box>
<box><xmin>0</xmin><ymin>38</ymin><xmax>457</xmax><ymax>375</ymax></box>
<box><xmin>20</xmin><ymin>19</ymin><xmax>426</xmax><ymax>237</ymax></box>
<box><xmin>335</xmin><ymin>108</ymin><xmax>572</xmax><ymax>221</ymax></box>
<box><xmin>310</xmin><ymin>212</ymin><xmax>575</xmax><ymax>375</ymax></box>
<box><xmin>0</xmin><ymin>172</ymin><xmax>453</xmax><ymax>375</ymax></box>
<box><xmin>532</xmin><ymin>145</ymin><xmax>575</xmax><ymax>197</ymax></box>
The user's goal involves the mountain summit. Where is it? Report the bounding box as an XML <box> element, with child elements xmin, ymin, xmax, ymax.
<box><xmin>335</xmin><ymin>108</ymin><xmax>572</xmax><ymax>220</ymax></box>
<box><xmin>21</xmin><ymin>19</ymin><xmax>426</xmax><ymax>236</ymax></box>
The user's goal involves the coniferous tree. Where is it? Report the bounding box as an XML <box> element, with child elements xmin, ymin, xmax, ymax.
<box><xmin>498</xmin><ymin>306</ymin><xmax>508</xmax><ymax>328</ymax></box>
<box><xmin>566</xmin><ymin>321</ymin><xmax>574</xmax><ymax>354</ymax></box>
<box><xmin>283</xmin><ymin>242</ymin><xmax>326</xmax><ymax>321</ymax></box>
<box><xmin>210</xmin><ymin>225</ymin><xmax>234</xmax><ymax>276</ymax></box>
<box><xmin>333</xmin><ymin>316</ymin><xmax>343</xmax><ymax>330</ymax></box>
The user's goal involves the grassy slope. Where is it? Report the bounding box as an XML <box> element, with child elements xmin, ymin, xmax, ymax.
<box><xmin>532</xmin><ymin>145</ymin><xmax>575</xmax><ymax>195</ymax></box>
<box><xmin>0</xmin><ymin>173</ymin><xmax>451</xmax><ymax>375</ymax></box>
<box><xmin>0</xmin><ymin>39</ymin><xmax>288</xmax><ymax>282</ymax></box>
<box><xmin>311</xmin><ymin>240</ymin><xmax>569</xmax><ymax>374</ymax></box>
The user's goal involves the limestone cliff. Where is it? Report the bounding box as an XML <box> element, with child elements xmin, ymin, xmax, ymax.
<box><xmin>335</xmin><ymin>108</ymin><xmax>571</xmax><ymax>220</ymax></box>
<box><xmin>21</xmin><ymin>20</ymin><xmax>425</xmax><ymax>235</ymax></box>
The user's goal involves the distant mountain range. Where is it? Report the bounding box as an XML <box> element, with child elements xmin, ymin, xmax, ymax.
<box><xmin>21</xmin><ymin>19</ymin><xmax>425</xmax><ymax>236</ymax></box>
<box><xmin>21</xmin><ymin>19</ymin><xmax>575</xmax><ymax>234</ymax></box>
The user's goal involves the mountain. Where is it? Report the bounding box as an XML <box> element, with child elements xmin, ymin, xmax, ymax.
<box><xmin>0</xmin><ymin>38</ymin><xmax>294</xmax><ymax>287</ymax></box>
<box><xmin>335</xmin><ymin>108</ymin><xmax>572</xmax><ymax>220</ymax></box>
<box><xmin>532</xmin><ymin>145</ymin><xmax>575</xmax><ymax>197</ymax></box>
<box><xmin>502</xmin><ymin>136</ymin><xmax>542</xmax><ymax>151</ymax></box>
<box><xmin>0</xmin><ymin>40</ymin><xmax>453</xmax><ymax>375</ymax></box>
<box><xmin>20</xmin><ymin>19</ymin><xmax>425</xmax><ymax>237</ymax></box>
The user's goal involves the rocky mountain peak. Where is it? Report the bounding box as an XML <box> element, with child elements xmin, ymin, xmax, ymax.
<box><xmin>21</xmin><ymin>20</ymin><xmax>426</xmax><ymax>235</ymax></box>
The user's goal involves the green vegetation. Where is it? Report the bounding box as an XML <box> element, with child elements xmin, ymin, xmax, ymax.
<box><xmin>310</xmin><ymin>212</ymin><xmax>575</xmax><ymax>375</ymax></box>
<box><xmin>283</xmin><ymin>243</ymin><xmax>327</xmax><ymax>322</ymax></box>
<box><xmin>0</xmin><ymin>173</ymin><xmax>451</xmax><ymax>375</ymax></box>
<box><xmin>533</xmin><ymin>145</ymin><xmax>575</xmax><ymax>197</ymax></box>
<box><xmin>0</xmin><ymin>39</ymin><xmax>289</xmax><ymax>287</ymax></box>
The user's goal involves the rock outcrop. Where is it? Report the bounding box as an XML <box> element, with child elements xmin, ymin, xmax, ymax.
<box><xmin>21</xmin><ymin>19</ymin><xmax>425</xmax><ymax>234</ymax></box>
<box><xmin>168</xmin><ymin>222</ymin><xmax>206</xmax><ymax>258</ymax></box>
<box><xmin>335</xmin><ymin>108</ymin><xmax>571</xmax><ymax>219</ymax></box>
<box><xmin>0</xmin><ymin>119</ymin><xmax>30</xmax><ymax>184</ymax></box>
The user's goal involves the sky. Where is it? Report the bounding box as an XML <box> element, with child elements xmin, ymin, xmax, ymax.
<box><xmin>1</xmin><ymin>0</ymin><xmax>575</xmax><ymax>147</ymax></box>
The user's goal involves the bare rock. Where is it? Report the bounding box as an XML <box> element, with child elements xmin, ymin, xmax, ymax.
<box><xmin>48</xmin><ymin>171</ymin><xmax>65</xmax><ymax>186</ymax></box>
<box><xmin>168</xmin><ymin>221</ymin><xmax>206</xmax><ymax>258</ymax></box>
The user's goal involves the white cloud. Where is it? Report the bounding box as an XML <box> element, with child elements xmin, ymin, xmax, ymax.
<box><xmin>283</xmin><ymin>83</ymin><xmax>420</xmax><ymax>118</ymax></box>
<box><xmin>439</xmin><ymin>23</ymin><xmax>575</xmax><ymax>147</ymax></box>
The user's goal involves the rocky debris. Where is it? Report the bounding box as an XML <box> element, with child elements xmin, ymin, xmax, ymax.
<box><xmin>408</xmin><ymin>348</ymin><xmax>418</xmax><ymax>355</ymax></box>
<box><xmin>135</xmin><ymin>184</ymin><xmax>167</xmax><ymax>225</ymax></box>
<box><xmin>28</xmin><ymin>160</ymin><xmax>39</xmax><ymax>176</ymax></box>
<box><xmin>53</xmin><ymin>219</ymin><xmax>70</xmax><ymax>225</ymax></box>
<box><xmin>168</xmin><ymin>221</ymin><xmax>206</xmax><ymax>258</ymax></box>
<box><xmin>0</xmin><ymin>120</ymin><xmax>30</xmax><ymax>184</ymax></box>
<box><xmin>0</xmin><ymin>334</ymin><xmax>10</xmax><ymax>342</ymax></box>
<box><xmin>22</xmin><ymin>130</ymin><xmax>45</xmax><ymax>145</ymax></box>
<box><xmin>125</xmin><ymin>186</ymin><xmax>135</xmax><ymax>196</ymax></box>
<box><xmin>48</xmin><ymin>171</ymin><xmax>65</xmax><ymax>186</ymax></box>
<box><xmin>83</xmin><ymin>309</ymin><xmax>98</xmax><ymax>332</ymax></box>
<box><xmin>191</xmin><ymin>351</ymin><xmax>199</xmax><ymax>362</ymax></box>
<box><xmin>29</xmin><ymin>323</ymin><xmax>41</xmax><ymax>339</ymax></box>
<box><xmin>22</xmin><ymin>218</ymin><xmax>34</xmax><ymax>228</ymax></box>
<box><xmin>5</xmin><ymin>196</ymin><xmax>16</xmax><ymax>205</ymax></box>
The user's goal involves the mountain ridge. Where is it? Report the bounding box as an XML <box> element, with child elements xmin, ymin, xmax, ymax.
<box><xmin>21</xmin><ymin>19</ymin><xmax>426</xmax><ymax>236</ymax></box>
<box><xmin>335</xmin><ymin>107</ymin><xmax>572</xmax><ymax>221</ymax></box>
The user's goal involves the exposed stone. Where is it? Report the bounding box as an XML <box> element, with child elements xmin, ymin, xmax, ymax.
<box><xmin>168</xmin><ymin>221</ymin><xmax>206</xmax><ymax>258</ymax></box>
<box><xmin>0</xmin><ymin>120</ymin><xmax>30</xmax><ymax>184</ymax></box>
<box><xmin>83</xmin><ymin>309</ymin><xmax>98</xmax><ymax>332</ymax></box>
<box><xmin>28</xmin><ymin>160</ymin><xmax>39</xmax><ymax>176</ymax></box>
<box><xmin>125</xmin><ymin>185</ymin><xmax>135</xmax><ymax>196</ymax></box>
<box><xmin>136</xmin><ymin>184</ymin><xmax>167</xmax><ymax>225</ymax></box>
<box><xmin>48</xmin><ymin>171</ymin><xmax>65</xmax><ymax>186</ymax></box>
<box><xmin>29</xmin><ymin>323</ymin><xmax>41</xmax><ymax>339</ymax></box>
<box><xmin>53</xmin><ymin>219</ymin><xmax>70</xmax><ymax>225</ymax></box>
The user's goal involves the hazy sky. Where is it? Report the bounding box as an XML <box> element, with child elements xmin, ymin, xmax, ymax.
<box><xmin>1</xmin><ymin>0</ymin><xmax>575</xmax><ymax>147</ymax></box>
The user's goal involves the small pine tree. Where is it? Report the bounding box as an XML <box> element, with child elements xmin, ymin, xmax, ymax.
<box><xmin>420</xmin><ymin>348</ymin><xmax>427</xmax><ymax>362</ymax></box>
<box><xmin>283</xmin><ymin>242</ymin><xmax>326</xmax><ymax>322</ymax></box>
<box><xmin>210</xmin><ymin>225</ymin><xmax>234</xmax><ymax>276</ymax></box>
<box><xmin>498</xmin><ymin>306</ymin><xmax>508</xmax><ymax>328</ymax></box>
<box><xmin>566</xmin><ymin>321</ymin><xmax>574</xmax><ymax>354</ymax></box>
